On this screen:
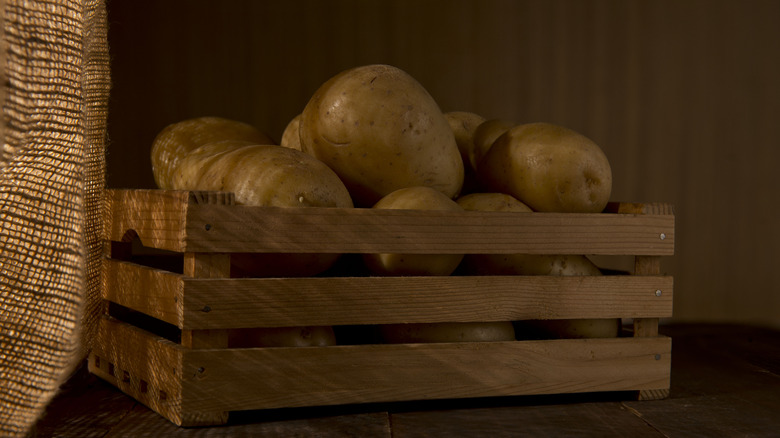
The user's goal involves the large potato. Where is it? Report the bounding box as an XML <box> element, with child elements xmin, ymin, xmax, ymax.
<box><xmin>478</xmin><ymin>122</ymin><xmax>612</xmax><ymax>213</ymax></box>
<box><xmin>363</xmin><ymin>186</ymin><xmax>464</xmax><ymax>276</ymax></box>
<box><xmin>174</xmin><ymin>142</ymin><xmax>354</xmax><ymax>277</ymax></box>
<box><xmin>171</xmin><ymin>139</ymin><xmax>255</xmax><ymax>190</ymax></box>
<box><xmin>190</xmin><ymin>144</ymin><xmax>353</xmax><ymax>208</ymax></box>
<box><xmin>299</xmin><ymin>64</ymin><xmax>464</xmax><ymax>207</ymax></box>
<box><xmin>151</xmin><ymin>116</ymin><xmax>274</xmax><ymax>189</ymax></box>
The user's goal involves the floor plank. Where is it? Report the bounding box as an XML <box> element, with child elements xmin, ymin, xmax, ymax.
<box><xmin>103</xmin><ymin>404</ymin><xmax>391</xmax><ymax>438</ymax></box>
<box><xmin>389</xmin><ymin>401</ymin><xmax>665</xmax><ymax>437</ymax></box>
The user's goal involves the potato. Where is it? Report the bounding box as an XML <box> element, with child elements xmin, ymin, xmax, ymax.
<box><xmin>229</xmin><ymin>326</ymin><xmax>337</xmax><ymax>348</ymax></box>
<box><xmin>471</xmin><ymin>118</ymin><xmax>516</xmax><ymax>171</ymax></box>
<box><xmin>171</xmin><ymin>139</ymin><xmax>255</xmax><ymax>190</ymax></box>
<box><xmin>380</xmin><ymin>321</ymin><xmax>516</xmax><ymax>344</ymax></box>
<box><xmin>456</xmin><ymin>192</ymin><xmax>532</xmax><ymax>213</ymax></box>
<box><xmin>456</xmin><ymin>192</ymin><xmax>617</xmax><ymax>339</ymax></box>
<box><xmin>457</xmin><ymin>192</ymin><xmax>600</xmax><ymax>276</ymax></box>
<box><xmin>515</xmin><ymin>318</ymin><xmax>621</xmax><ymax>340</ymax></box>
<box><xmin>444</xmin><ymin>111</ymin><xmax>486</xmax><ymax>176</ymax></box>
<box><xmin>174</xmin><ymin>142</ymin><xmax>354</xmax><ymax>277</ymax></box>
<box><xmin>478</xmin><ymin>122</ymin><xmax>612</xmax><ymax>213</ymax></box>
<box><xmin>299</xmin><ymin>64</ymin><xmax>464</xmax><ymax>207</ymax></box>
<box><xmin>194</xmin><ymin>144</ymin><xmax>353</xmax><ymax>208</ymax></box>
<box><xmin>151</xmin><ymin>116</ymin><xmax>274</xmax><ymax>189</ymax></box>
<box><xmin>280</xmin><ymin>114</ymin><xmax>302</xmax><ymax>151</ymax></box>
<box><xmin>362</xmin><ymin>186</ymin><xmax>464</xmax><ymax>276</ymax></box>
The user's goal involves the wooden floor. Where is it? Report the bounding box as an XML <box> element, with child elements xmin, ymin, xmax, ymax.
<box><xmin>30</xmin><ymin>324</ymin><xmax>780</xmax><ymax>437</ymax></box>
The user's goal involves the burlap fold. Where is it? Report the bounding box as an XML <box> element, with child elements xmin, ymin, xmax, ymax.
<box><xmin>0</xmin><ymin>0</ymin><xmax>109</xmax><ymax>435</ymax></box>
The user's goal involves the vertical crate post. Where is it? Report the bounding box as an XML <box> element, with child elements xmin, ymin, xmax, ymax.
<box><xmin>622</xmin><ymin>202</ymin><xmax>674</xmax><ymax>400</ymax></box>
<box><xmin>181</xmin><ymin>253</ymin><xmax>231</xmax><ymax>349</ymax></box>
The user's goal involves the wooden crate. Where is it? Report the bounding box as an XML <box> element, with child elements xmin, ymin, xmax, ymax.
<box><xmin>88</xmin><ymin>189</ymin><xmax>675</xmax><ymax>427</ymax></box>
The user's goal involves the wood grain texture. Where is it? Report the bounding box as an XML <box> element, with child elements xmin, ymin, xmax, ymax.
<box><xmin>179</xmin><ymin>336</ymin><xmax>671</xmax><ymax>413</ymax></box>
<box><xmin>181</xmin><ymin>275</ymin><xmax>673</xmax><ymax>329</ymax></box>
<box><xmin>88</xmin><ymin>317</ymin><xmax>670</xmax><ymax>427</ymax></box>
<box><xmin>105</xmin><ymin>189</ymin><xmax>674</xmax><ymax>255</ymax></box>
<box><xmin>185</xmin><ymin>203</ymin><xmax>675</xmax><ymax>255</ymax></box>
<box><xmin>102</xmin><ymin>259</ymin><xmax>673</xmax><ymax>329</ymax></box>
<box><xmin>390</xmin><ymin>401</ymin><xmax>666</xmax><ymax>438</ymax></box>
<box><xmin>181</xmin><ymin>253</ymin><xmax>230</xmax><ymax>352</ymax></box>
<box><xmin>102</xmin><ymin>259</ymin><xmax>183</xmax><ymax>327</ymax></box>
<box><xmin>104</xmin><ymin>189</ymin><xmax>234</xmax><ymax>252</ymax></box>
<box><xmin>88</xmin><ymin>317</ymin><xmax>189</xmax><ymax>425</ymax></box>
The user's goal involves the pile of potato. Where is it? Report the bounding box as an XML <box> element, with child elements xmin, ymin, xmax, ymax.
<box><xmin>150</xmin><ymin>64</ymin><xmax>620</xmax><ymax>347</ymax></box>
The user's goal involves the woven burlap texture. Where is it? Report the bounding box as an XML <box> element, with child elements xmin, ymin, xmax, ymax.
<box><xmin>1</xmin><ymin>0</ymin><xmax>109</xmax><ymax>436</ymax></box>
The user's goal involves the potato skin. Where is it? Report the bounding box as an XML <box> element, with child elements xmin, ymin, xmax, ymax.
<box><xmin>456</xmin><ymin>191</ymin><xmax>618</xmax><ymax>339</ymax></box>
<box><xmin>456</xmin><ymin>192</ymin><xmax>600</xmax><ymax>276</ymax></box>
<box><xmin>478</xmin><ymin>122</ymin><xmax>612</xmax><ymax>213</ymax></box>
<box><xmin>280</xmin><ymin>114</ymin><xmax>303</xmax><ymax>151</ymax></box>
<box><xmin>363</xmin><ymin>186</ymin><xmax>464</xmax><ymax>276</ymax></box>
<box><xmin>456</xmin><ymin>192</ymin><xmax>532</xmax><ymax>213</ymax></box>
<box><xmin>229</xmin><ymin>326</ymin><xmax>337</xmax><ymax>348</ymax></box>
<box><xmin>186</xmin><ymin>144</ymin><xmax>353</xmax><ymax>208</ymax></box>
<box><xmin>300</xmin><ymin>64</ymin><xmax>464</xmax><ymax>207</ymax></box>
<box><xmin>380</xmin><ymin>321</ymin><xmax>516</xmax><ymax>344</ymax></box>
<box><xmin>444</xmin><ymin>111</ymin><xmax>488</xmax><ymax>195</ymax></box>
<box><xmin>174</xmin><ymin>143</ymin><xmax>354</xmax><ymax>277</ymax></box>
<box><xmin>151</xmin><ymin>116</ymin><xmax>274</xmax><ymax>189</ymax></box>
<box><xmin>471</xmin><ymin>118</ymin><xmax>516</xmax><ymax>171</ymax></box>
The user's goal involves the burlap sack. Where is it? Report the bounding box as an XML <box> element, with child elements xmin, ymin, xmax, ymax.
<box><xmin>1</xmin><ymin>0</ymin><xmax>109</xmax><ymax>435</ymax></box>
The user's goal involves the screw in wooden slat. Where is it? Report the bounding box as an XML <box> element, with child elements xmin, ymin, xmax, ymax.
<box><xmin>655</xmin><ymin>290</ymin><xmax>663</xmax><ymax>297</ymax></box>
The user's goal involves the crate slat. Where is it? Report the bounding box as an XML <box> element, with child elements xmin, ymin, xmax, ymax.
<box><xmin>181</xmin><ymin>336</ymin><xmax>671</xmax><ymax>413</ymax></box>
<box><xmin>185</xmin><ymin>204</ymin><xmax>674</xmax><ymax>255</ymax></box>
<box><xmin>91</xmin><ymin>316</ymin><xmax>670</xmax><ymax>425</ymax></box>
<box><xmin>104</xmin><ymin>189</ymin><xmax>674</xmax><ymax>255</ymax></box>
<box><xmin>103</xmin><ymin>258</ymin><xmax>673</xmax><ymax>330</ymax></box>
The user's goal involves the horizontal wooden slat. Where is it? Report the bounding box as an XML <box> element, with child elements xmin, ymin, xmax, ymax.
<box><xmin>104</xmin><ymin>190</ymin><xmax>674</xmax><ymax>256</ymax></box>
<box><xmin>104</xmin><ymin>189</ymin><xmax>234</xmax><ymax>252</ymax></box>
<box><xmin>181</xmin><ymin>275</ymin><xmax>673</xmax><ymax>330</ymax></box>
<box><xmin>103</xmin><ymin>258</ymin><xmax>184</xmax><ymax>327</ymax></box>
<box><xmin>184</xmin><ymin>204</ymin><xmax>675</xmax><ymax>255</ymax></box>
<box><xmin>102</xmin><ymin>259</ymin><xmax>672</xmax><ymax>329</ymax></box>
<box><xmin>180</xmin><ymin>336</ymin><xmax>671</xmax><ymax>413</ymax></box>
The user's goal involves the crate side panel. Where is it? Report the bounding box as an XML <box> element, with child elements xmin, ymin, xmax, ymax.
<box><xmin>181</xmin><ymin>275</ymin><xmax>673</xmax><ymax>329</ymax></box>
<box><xmin>184</xmin><ymin>205</ymin><xmax>675</xmax><ymax>255</ymax></box>
<box><xmin>103</xmin><ymin>258</ymin><xmax>184</xmax><ymax>327</ymax></box>
<box><xmin>104</xmin><ymin>189</ymin><xmax>191</xmax><ymax>252</ymax></box>
<box><xmin>90</xmin><ymin>316</ymin><xmax>185</xmax><ymax>425</ymax></box>
<box><xmin>179</xmin><ymin>336</ymin><xmax>671</xmax><ymax>413</ymax></box>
